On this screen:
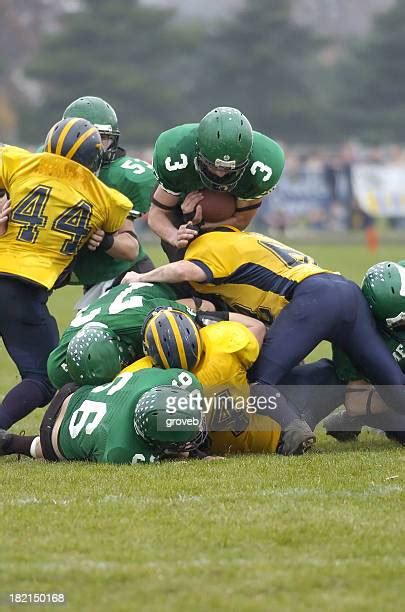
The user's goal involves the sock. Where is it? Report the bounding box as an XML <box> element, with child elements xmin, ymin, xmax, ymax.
<box><xmin>2</xmin><ymin>433</ymin><xmax>37</xmax><ymax>457</ymax></box>
<box><xmin>30</xmin><ymin>436</ymin><xmax>41</xmax><ymax>458</ymax></box>
<box><xmin>0</xmin><ymin>379</ymin><xmax>54</xmax><ymax>430</ymax></box>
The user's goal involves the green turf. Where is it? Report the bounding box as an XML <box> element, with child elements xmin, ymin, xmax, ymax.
<box><xmin>1</xmin><ymin>241</ymin><xmax>405</xmax><ymax>611</ymax></box>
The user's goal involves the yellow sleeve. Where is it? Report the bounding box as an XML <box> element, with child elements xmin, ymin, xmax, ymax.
<box><xmin>120</xmin><ymin>356</ymin><xmax>154</xmax><ymax>375</ymax></box>
<box><xmin>185</xmin><ymin>232</ymin><xmax>235</xmax><ymax>282</ymax></box>
<box><xmin>102</xmin><ymin>186</ymin><xmax>133</xmax><ymax>233</ymax></box>
<box><xmin>202</xmin><ymin>322</ymin><xmax>260</xmax><ymax>369</ymax></box>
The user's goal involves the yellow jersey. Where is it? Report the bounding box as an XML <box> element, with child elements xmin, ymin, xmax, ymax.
<box><xmin>122</xmin><ymin>320</ymin><xmax>281</xmax><ymax>454</ymax></box>
<box><xmin>185</xmin><ymin>227</ymin><xmax>334</xmax><ymax>322</ymax></box>
<box><xmin>0</xmin><ymin>146</ymin><xmax>132</xmax><ymax>289</ymax></box>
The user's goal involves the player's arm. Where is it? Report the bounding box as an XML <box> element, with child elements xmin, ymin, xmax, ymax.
<box><xmin>123</xmin><ymin>259</ymin><xmax>207</xmax><ymax>285</ymax></box>
<box><xmin>177</xmin><ymin>297</ymin><xmax>216</xmax><ymax>312</ymax></box>
<box><xmin>228</xmin><ymin>313</ymin><xmax>266</xmax><ymax>346</ymax></box>
<box><xmin>87</xmin><ymin>218</ymin><xmax>139</xmax><ymax>261</ymax></box>
<box><xmin>148</xmin><ymin>185</ymin><xmax>201</xmax><ymax>248</ymax></box>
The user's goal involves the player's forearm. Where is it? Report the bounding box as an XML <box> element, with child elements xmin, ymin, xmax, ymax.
<box><xmin>128</xmin><ymin>260</ymin><xmax>206</xmax><ymax>284</ymax></box>
<box><xmin>229</xmin><ymin>313</ymin><xmax>266</xmax><ymax>346</ymax></box>
<box><xmin>105</xmin><ymin>233</ymin><xmax>139</xmax><ymax>261</ymax></box>
<box><xmin>148</xmin><ymin>205</ymin><xmax>177</xmax><ymax>245</ymax></box>
<box><xmin>129</xmin><ymin>261</ymin><xmax>185</xmax><ymax>283</ymax></box>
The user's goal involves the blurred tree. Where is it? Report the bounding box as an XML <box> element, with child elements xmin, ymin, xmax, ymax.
<box><xmin>334</xmin><ymin>0</ymin><xmax>405</xmax><ymax>142</ymax></box>
<box><xmin>19</xmin><ymin>0</ymin><xmax>206</xmax><ymax>145</ymax></box>
<box><xmin>188</xmin><ymin>0</ymin><xmax>327</xmax><ymax>142</ymax></box>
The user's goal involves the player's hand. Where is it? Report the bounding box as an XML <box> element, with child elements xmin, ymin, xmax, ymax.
<box><xmin>175</xmin><ymin>222</ymin><xmax>200</xmax><ymax>249</ymax></box>
<box><xmin>0</xmin><ymin>196</ymin><xmax>11</xmax><ymax>237</ymax></box>
<box><xmin>87</xmin><ymin>228</ymin><xmax>105</xmax><ymax>251</ymax></box>
<box><xmin>122</xmin><ymin>271</ymin><xmax>142</xmax><ymax>284</ymax></box>
<box><xmin>181</xmin><ymin>191</ymin><xmax>204</xmax><ymax>216</ymax></box>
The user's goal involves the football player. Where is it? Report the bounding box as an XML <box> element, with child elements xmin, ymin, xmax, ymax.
<box><xmin>123</xmin><ymin>228</ymin><xmax>405</xmax><ymax>419</ymax></box>
<box><xmin>125</xmin><ymin>308</ymin><xmax>345</xmax><ymax>455</ymax></box>
<box><xmin>0</xmin><ymin>118</ymin><xmax>132</xmax><ymax>430</ymax></box>
<box><xmin>148</xmin><ymin>106</ymin><xmax>285</xmax><ymax>262</ymax></box>
<box><xmin>60</xmin><ymin>96</ymin><xmax>157</xmax><ymax>309</ymax></box>
<box><xmin>0</xmin><ymin>369</ymin><xmax>206</xmax><ymax>464</ymax></box>
<box><xmin>47</xmin><ymin>281</ymin><xmax>213</xmax><ymax>390</ymax></box>
<box><xmin>326</xmin><ymin>261</ymin><xmax>405</xmax><ymax>443</ymax></box>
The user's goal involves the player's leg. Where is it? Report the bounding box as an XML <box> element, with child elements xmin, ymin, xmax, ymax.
<box><xmin>279</xmin><ymin>359</ymin><xmax>346</xmax><ymax>430</ymax></box>
<box><xmin>336</xmin><ymin>285</ymin><xmax>405</xmax><ymax>414</ymax></box>
<box><xmin>248</xmin><ymin>274</ymin><xmax>359</xmax><ymax>454</ymax></box>
<box><xmin>248</xmin><ymin>275</ymin><xmax>351</xmax><ymax>437</ymax></box>
<box><xmin>0</xmin><ymin>428</ymin><xmax>39</xmax><ymax>458</ymax></box>
<box><xmin>249</xmin><ymin>274</ymin><xmax>356</xmax><ymax>385</ymax></box>
<box><xmin>0</xmin><ymin>383</ymin><xmax>76</xmax><ymax>459</ymax></box>
<box><xmin>0</xmin><ymin>278</ymin><xmax>58</xmax><ymax>429</ymax></box>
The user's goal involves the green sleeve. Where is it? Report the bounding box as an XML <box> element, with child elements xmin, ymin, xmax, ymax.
<box><xmin>235</xmin><ymin>132</ymin><xmax>285</xmax><ymax>200</ymax></box>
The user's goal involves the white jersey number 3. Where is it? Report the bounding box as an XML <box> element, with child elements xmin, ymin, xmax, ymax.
<box><xmin>250</xmin><ymin>161</ymin><xmax>272</xmax><ymax>182</ymax></box>
<box><xmin>165</xmin><ymin>154</ymin><xmax>188</xmax><ymax>171</ymax></box>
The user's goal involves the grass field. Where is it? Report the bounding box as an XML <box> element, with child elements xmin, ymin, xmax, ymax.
<box><xmin>1</xmin><ymin>241</ymin><xmax>405</xmax><ymax>611</ymax></box>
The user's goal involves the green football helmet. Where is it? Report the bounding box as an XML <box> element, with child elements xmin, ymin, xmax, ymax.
<box><xmin>66</xmin><ymin>322</ymin><xmax>125</xmax><ymax>385</ymax></box>
<box><xmin>362</xmin><ymin>261</ymin><xmax>405</xmax><ymax>327</ymax></box>
<box><xmin>195</xmin><ymin>107</ymin><xmax>253</xmax><ymax>191</ymax></box>
<box><xmin>63</xmin><ymin>96</ymin><xmax>120</xmax><ymax>164</ymax></box>
<box><xmin>134</xmin><ymin>385</ymin><xmax>206</xmax><ymax>453</ymax></box>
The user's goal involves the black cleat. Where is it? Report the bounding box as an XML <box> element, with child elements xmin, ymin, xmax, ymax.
<box><xmin>0</xmin><ymin>428</ymin><xmax>13</xmax><ymax>456</ymax></box>
<box><xmin>323</xmin><ymin>410</ymin><xmax>362</xmax><ymax>442</ymax></box>
<box><xmin>277</xmin><ymin>419</ymin><xmax>316</xmax><ymax>455</ymax></box>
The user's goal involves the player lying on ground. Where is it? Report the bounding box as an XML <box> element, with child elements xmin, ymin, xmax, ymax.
<box><xmin>0</xmin><ymin>369</ymin><xmax>207</xmax><ymax>464</ymax></box>
<box><xmin>46</xmin><ymin>281</ymin><xmax>214</xmax><ymax>389</ymax></box>
<box><xmin>123</xmin><ymin>227</ymin><xmax>405</xmax><ymax>424</ymax></box>
<box><xmin>0</xmin><ymin>118</ymin><xmax>133</xmax><ymax>430</ymax></box>
<box><xmin>325</xmin><ymin>261</ymin><xmax>405</xmax><ymax>444</ymax></box>
<box><xmin>72</xmin><ymin>305</ymin><xmax>343</xmax><ymax>456</ymax></box>
<box><xmin>0</xmin><ymin>342</ymin><xmax>346</xmax><ymax>464</ymax></box>
<box><xmin>149</xmin><ymin>106</ymin><xmax>284</xmax><ymax>264</ymax></box>
<box><xmin>60</xmin><ymin>96</ymin><xmax>157</xmax><ymax>310</ymax></box>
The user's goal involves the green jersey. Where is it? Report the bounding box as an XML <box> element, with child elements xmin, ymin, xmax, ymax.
<box><xmin>47</xmin><ymin>282</ymin><xmax>194</xmax><ymax>388</ymax></box>
<box><xmin>58</xmin><ymin>368</ymin><xmax>202</xmax><ymax>464</ymax></box>
<box><xmin>72</xmin><ymin>153</ymin><xmax>156</xmax><ymax>286</ymax></box>
<box><xmin>333</xmin><ymin>325</ymin><xmax>405</xmax><ymax>382</ymax></box>
<box><xmin>153</xmin><ymin>124</ymin><xmax>284</xmax><ymax>200</ymax></box>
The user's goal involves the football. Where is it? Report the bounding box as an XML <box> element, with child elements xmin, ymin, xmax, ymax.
<box><xmin>199</xmin><ymin>189</ymin><xmax>236</xmax><ymax>223</ymax></box>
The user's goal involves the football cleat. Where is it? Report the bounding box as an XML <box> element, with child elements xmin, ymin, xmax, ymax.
<box><xmin>323</xmin><ymin>410</ymin><xmax>362</xmax><ymax>442</ymax></box>
<box><xmin>0</xmin><ymin>428</ymin><xmax>13</xmax><ymax>456</ymax></box>
<box><xmin>276</xmin><ymin>418</ymin><xmax>316</xmax><ymax>456</ymax></box>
